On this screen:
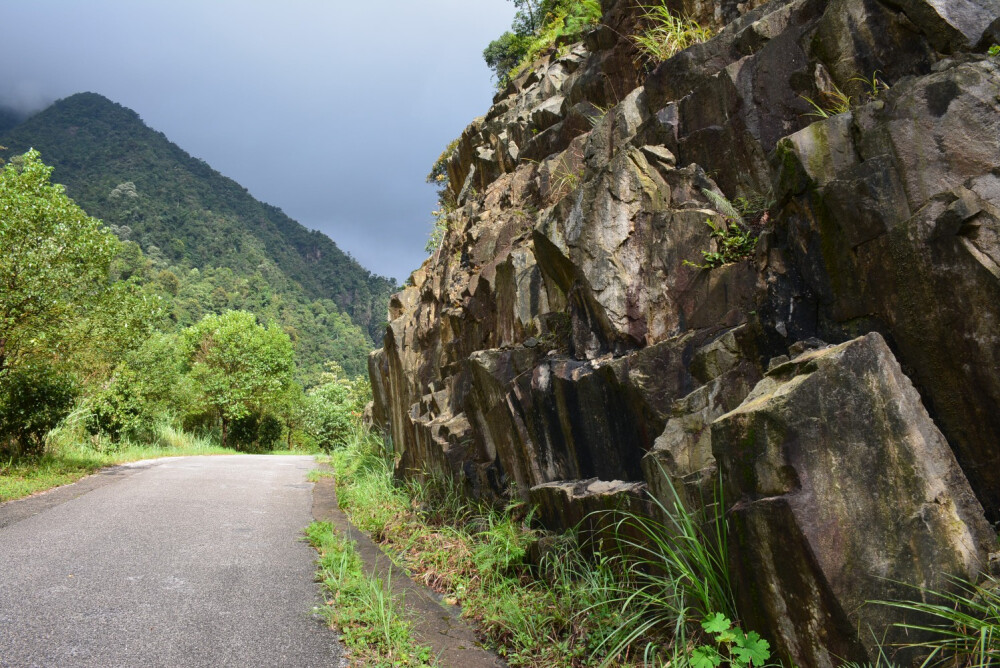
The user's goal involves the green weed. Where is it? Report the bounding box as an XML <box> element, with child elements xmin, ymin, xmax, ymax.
<box><xmin>683</xmin><ymin>188</ymin><xmax>769</xmax><ymax>269</ymax></box>
<box><xmin>306</xmin><ymin>469</ymin><xmax>334</xmax><ymax>482</ymax></box>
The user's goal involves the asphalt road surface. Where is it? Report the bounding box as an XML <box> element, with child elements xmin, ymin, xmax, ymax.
<box><xmin>0</xmin><ymin>455</ymin><xmax>343</xmax><ymax>668</ymax></box>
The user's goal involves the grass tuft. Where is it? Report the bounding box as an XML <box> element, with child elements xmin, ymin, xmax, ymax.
<box><xmin>873</xmin><ymin>574</ymin><xmax>1000</xmax><ymax>667</ymax></box>
<box><xmin>632</xmin><ymin>2</ymin><xmax>713</xmax><ymax>66</ymax></box>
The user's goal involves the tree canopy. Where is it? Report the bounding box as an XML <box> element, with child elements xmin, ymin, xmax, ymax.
<box><xmin>0</xmin><ymin>149</ymin><xmax>121</xmax><ymax>376</ymax></box>
<box><xmin>0</xmin><ymin>93</ymin><xmax>395</xmax><ymax>379</ymax></box>
<box><xmin>181</xmin><ymin>310</ymin><xmax>295</xmax><ymax>447</ymax></box>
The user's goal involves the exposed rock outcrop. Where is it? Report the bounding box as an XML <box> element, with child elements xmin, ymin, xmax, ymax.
<box><xmin>370</xmin><ymin>0</ymin><xmax>1000</xmax><ymax>660</ymax></box>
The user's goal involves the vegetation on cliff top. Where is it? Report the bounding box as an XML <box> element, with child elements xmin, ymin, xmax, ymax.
<box><xmin>484</xmin><ymin>0</ymin><xmax>602</xmax><ymax>89</ymax></box>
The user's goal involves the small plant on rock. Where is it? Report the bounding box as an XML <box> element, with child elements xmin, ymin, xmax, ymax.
<box><xmin>801</xmin><ymin>83</ymin><xmax>852</xmax><ymax>118</ymax></box>
<box><xmin>632</xmin><ymin>2</ymin><xmax>713</xmax><ymax>65</ymax></box>
<box><xmin>685</xmin><ymin>188</ymin><xmax>768</xmax><ymax>269</ymax></box>
<box><xmin>802</xmin><ymin>72</ymin><xmax>889</xmax><ymax>118</ymax></box>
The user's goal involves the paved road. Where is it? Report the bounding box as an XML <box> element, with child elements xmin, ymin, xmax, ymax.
<box><xmin>0</xmin><ymin>455</ymin><xmax>343</xmax><ymax>668</ymax></box>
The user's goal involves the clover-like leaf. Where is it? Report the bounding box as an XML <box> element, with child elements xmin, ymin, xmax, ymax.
<box><xmin>732</xmin><ymin>630</ymin><xmax>771</xmax><ymax>666</ymax></box>
<box><xmin>701</xmin><ymin>612</ymin><xmax>732</xmax><ymax>635</ymax></box>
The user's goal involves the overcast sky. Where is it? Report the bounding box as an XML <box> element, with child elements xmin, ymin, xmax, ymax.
<box><xmin>0</xmin><ymin>0</ymin><xmax>516</xmax><ymax>282</ymax></box>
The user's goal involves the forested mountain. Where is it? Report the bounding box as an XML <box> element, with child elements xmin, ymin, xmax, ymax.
<box><xmin>0</xmin><ymin>92</ymin><xmax>394</xmax><ymax>379</ymax></box>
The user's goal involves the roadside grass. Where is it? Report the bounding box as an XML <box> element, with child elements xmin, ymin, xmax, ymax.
<box><xmin>328</xmin><ymin>423</ymin><xmax>764</xmax><ymax>667</ymax></box>
<box><xmin>306</xmin><ymin>469</ymin><xmax>335</xmax><ymax>483</ymax></box>
<box><xmin>2</xmin><ymin>422</ymin><xmax>232</xmax><ymax>502</ymax></box>
<box><xmin>305</xmin><ymin>520</ymin><xmax>434</xmax><ymax>667</ymax></box>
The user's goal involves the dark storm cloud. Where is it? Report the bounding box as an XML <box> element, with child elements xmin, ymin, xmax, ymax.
<box><xmin>0</xmin><ymin>0</ymin><xmax>515</xmax><ymax>282</ymax></box>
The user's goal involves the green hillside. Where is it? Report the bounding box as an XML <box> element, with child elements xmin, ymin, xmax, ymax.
<box><xmin>0</xmin><ymin>92</ymin><xmax>394</xmax><ymax>379</ymax></box>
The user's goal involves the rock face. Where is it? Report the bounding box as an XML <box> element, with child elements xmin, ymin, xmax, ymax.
<box><xmin>370</xmin><ymin>0</ymin><xmax>1000</xmax><ymax>660</ymax></box>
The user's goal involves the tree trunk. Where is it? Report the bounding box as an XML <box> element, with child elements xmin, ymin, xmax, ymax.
<box><xmin>221</xmin><ymin>417</ymin><xmax>228</xmax><ymax>449</ymax></box>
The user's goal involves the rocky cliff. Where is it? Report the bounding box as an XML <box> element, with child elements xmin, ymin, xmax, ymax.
<box><xmin>370</xmin><ymin>0</ymin><xmax>1000</xmax><ymax>662</ymax></box>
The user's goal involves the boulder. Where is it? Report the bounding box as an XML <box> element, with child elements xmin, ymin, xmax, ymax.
<box><xmin>529</xmin><ymin>478</ymin><xmax>649</xmax><ymax>536</ymax></box>
<box><xmin>712</xmin><ymin>332</ymin><xmax>994</xmax><ymax>666</ymax></box>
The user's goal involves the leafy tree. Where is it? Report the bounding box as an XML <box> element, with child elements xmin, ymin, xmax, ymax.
<box><xmin>483</xmin><ymin>31</ymin><xmax>534</xmax><ymax>86</ymax></box>
<box><xmin>87</xmin><ymin>332</ymin><xmax>187</xmax><ymax>441</ymax></box>
<box><xmin>181</xmin><ymin>310</ymin><xmax>295</xmax><ymax>448</ymax></box>
<box><xmin>272</xmin><ymin>382</ymin><xmax>309</xmax><ymax>450</ymax></box>
<box><xmin>0</xmin><ymin>149</ymin><xmax>120</xmax><ymax>378</ymax></box>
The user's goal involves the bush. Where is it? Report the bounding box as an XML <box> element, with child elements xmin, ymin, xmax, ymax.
<box><xmin>229</xmin><ymin>411</ymin><xmax>283</xmax><ymax>452</ymax></box>
<box><xmin>0</xmin><ymin>363</ymin><xmax>78</xmax><ymax>458</ymax></box>
<box><xmin>87</xmin><ymin>381</ymin><xmax>147</xmax><ymax>442</ymax></box>
<box><xmin>304</xmin><ymin>363</ymin><xmax>370</xmax><ymax>451</ymax></box>
<box><xmin>85</xmin><ymin>333</ymin><xmax>188</xmax><ymax>442</ymax></box>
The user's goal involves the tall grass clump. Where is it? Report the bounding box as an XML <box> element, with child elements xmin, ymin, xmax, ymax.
<box><xmin>873</xmin><ymin>574</ymin><xmax>1000</xmax><ymax>667</ymax></box>
<box><xmin>632</xmin><ymin>2</ymin><xmax>713</xmax><ymax>65</ymax></box>
<box><xmin>595</xmin><ymin>480</ymin><xmax>739</xmax><ymax>664</ymax></box>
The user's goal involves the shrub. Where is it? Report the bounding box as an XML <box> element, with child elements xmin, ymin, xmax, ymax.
<box><xmin>304</xmin><ymin>363</ymin><xmax>370</xmax><ymax>451</ymax></box>
<box><xmin>0</xmin><ymin>363</ymin><xmax>78</xmax><ymax>458</ymax></box>
<box><xmin>483</xmin><ymin>0</ymin><xmax>602</xmax><ymax>89</ymax></box>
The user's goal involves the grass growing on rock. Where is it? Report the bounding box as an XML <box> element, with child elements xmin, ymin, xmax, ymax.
<box><xmin>305</xmin><ymin>521</ymin><xmax>434</xmax><ymax>667</ymax></box>
<box><xmin>330</xmin><ymin>423</ymin><xmax>772</xmax><ymax>667</ymax></box>
<box><xmin>632</xmin><ymin>1</ymin><xmax>713</xmax><ymax>66</ymax></box>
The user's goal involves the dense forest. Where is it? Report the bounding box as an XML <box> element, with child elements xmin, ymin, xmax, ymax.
<box><xmin>0</xmin><ymin>93</ymin><xmax>395</xmax><ymax>379</ymax></box>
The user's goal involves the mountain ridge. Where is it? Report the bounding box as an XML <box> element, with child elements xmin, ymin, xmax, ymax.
<box><xmin>0</xmin><ymin>92</ymin><xmax>394</xmax><ymax>344</ymax></box>
<box><xmin>0</xmin><ymin>92</ymin><xmax>394</xmax><ymax>378</ymax></box>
